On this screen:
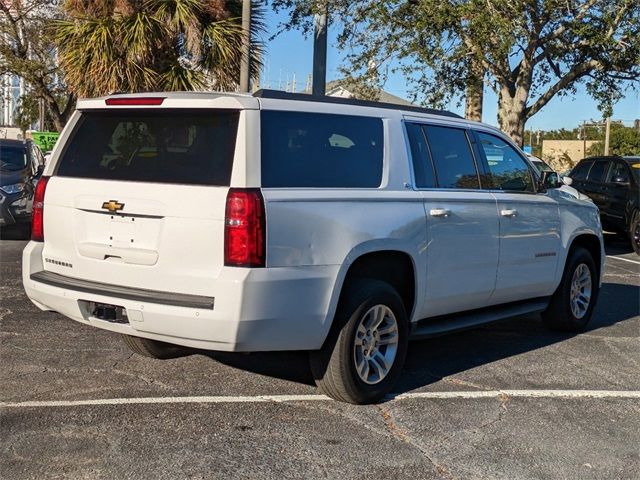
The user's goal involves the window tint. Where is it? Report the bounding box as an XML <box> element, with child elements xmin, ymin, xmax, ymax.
<box><xmin>571</xmin><ymin>161</ymin><xmax>592</xmax><ymax>180</ymax></box>
<box><xmin>587</xmin><ymin>161</ymin><xmax>608</xmax><ymax>182</ymax></box>
<box><xmin>57</xmin><ymin>110</ymin><xmax>239</xmax><ymax>185</ymax></box>
<box><xmin>422</xmin><ymin>126</ymin><xmax>479</xmax><ymax>189</ymax></box>
<box><xmin>261</xmin><ymin>111</ymin><xmax>383</xmax><ymax>188</ymax></box>
<box><xmin>606</xmin><ymin>162</ymin><xmax>630</xmax><ymax>183</ymax></box>
<box><xmin>476</xmin><ymin>132</ymin><xmax>534</xmax><ymax>192</ymax></box>
<box><xmin>406</xmin><ymin>123</ymin><xmax>436</xmax><ymax>188</ymax></box>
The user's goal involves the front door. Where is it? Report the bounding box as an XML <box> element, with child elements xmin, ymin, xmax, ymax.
<box><xmin>474</xmin><ymin>131</ymin><xmax>561</xmax><ymax>303</ymax></box>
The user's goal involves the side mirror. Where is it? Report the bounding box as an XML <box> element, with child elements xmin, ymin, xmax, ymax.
<box><xmin>540</xmin><ymin>170</ymin><xmax>561</xmax><ymax>190</ymax></box>
<box><xmin>562</xmin><ymin>176</ymin><xmax>573</xmax><ymax>186</ymax></box>
<box><xmin>35</xmin><ymin>164</ymin><xmax>45</xmax><ymax>178</ymax></box>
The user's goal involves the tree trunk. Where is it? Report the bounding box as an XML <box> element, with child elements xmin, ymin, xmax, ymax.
<box><xmin>497</xmin><ymin>85</ymin><xmax>528</xmax><ymax>146</ymax></box>
<box><xmin>464</xmin><ymin>60</ymin><xmax>484</xmax><ymax>121</ymax></box>
<box><xmin>44</xmin><ymin>93</ymin><xmax>76</xmax><ymax>132</ymax></box>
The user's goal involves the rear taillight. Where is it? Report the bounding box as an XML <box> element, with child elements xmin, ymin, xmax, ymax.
<box><xmin>31</xmin><ymin>176</ymin><xmax>49</xmax><ymax>242</ymax></box>
<box><xmin>224</xmin><ymin>188</ymin><xmax>265</xmax><ymax>268</ymax></box>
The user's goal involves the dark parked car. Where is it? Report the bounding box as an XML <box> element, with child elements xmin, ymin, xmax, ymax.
<box><xmin>568</xmin><ymin>155</ymin><xmax>640</xmax><ymax>254</ymax></box>
<box><xmin>0</xmin><ymin>139</ymin><xmax>46</xmax><ymax>235</ymax></box>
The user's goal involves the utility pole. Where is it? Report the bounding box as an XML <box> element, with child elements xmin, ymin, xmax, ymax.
<box><xmin>582</xmin><ymin>120</ymin><xmax>587</xmax><ymax>157</ymax></box>
<box><xmin>311</xmin><ymin>3</ymin><xmax>328</xmax><ymax>96</ymax></box>
<box><xmin>604</xmin><ymin>116</ymin><xmax>611</xmax><ymax>156</ymax></box>
<box><xmin>239</xmin><ymin>0</ymin><xmax>251</xmax><ymax>92</ymax></box>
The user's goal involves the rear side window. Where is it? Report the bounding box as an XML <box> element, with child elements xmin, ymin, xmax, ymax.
<box><xmin>571</xmin><ymin>161</ymin><xmax>592</xmax><ymax>180</ymax></box>
<box><xmin>587</xmin><ymin>161</ymin><xmax>608</xmax><ymax>182</ymax></box>
<box><xmin>56</xmin><ymin>110</ymin><xmax>239</xmax><ymax>185</ymax></box>
<box><xmin>260</xmin><ymin>111</ymin><xmax>383</xmax><ymax>188</ymax></box>
<box><xmin>422</xmin><ymin>126</ymin><xmax>479</xmax><ymax>189</ymax></box>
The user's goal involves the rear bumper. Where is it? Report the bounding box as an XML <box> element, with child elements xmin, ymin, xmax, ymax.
<box><xmin>23</xmin><ymin>242</ymin><xmax>339</xmax><ymax>352</ymax></box>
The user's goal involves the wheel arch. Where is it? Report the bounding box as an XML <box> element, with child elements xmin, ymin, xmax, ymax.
<box><xmin>567</xmin><ymin>233</ymin><xmax>603</xmax><ymax>281</ymax></box>
<box><xmin>320</xmin><ymin>246</ymin><xmax>419</xmax><ymax>348</ymax></box>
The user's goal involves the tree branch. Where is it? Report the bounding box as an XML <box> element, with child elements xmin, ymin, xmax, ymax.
<box><xmin>526</xmin><ymin>59</ymin><xmax>600</xmax><ymax>119</ymax></box>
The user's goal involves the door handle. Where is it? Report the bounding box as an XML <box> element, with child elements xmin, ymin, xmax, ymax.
<box><xmin>500</xmin><ymin>209</ymin><xmax>518</xmax><ymax>217</ymax></box>
<box><xmin>430</xmin><ymin>208</ymin><xmax>451</xmax><ymax>218</ymax></box>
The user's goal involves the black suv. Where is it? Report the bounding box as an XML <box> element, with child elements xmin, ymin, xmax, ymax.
<box><xmin>569</xmin><ymin>155</ymin><xmax>640</xmax><ymax>254</ymax></box>
<box><xmin>0</xmin><ymin>139</ymin><xmax>46</xmax><ymax>235</ymax></box>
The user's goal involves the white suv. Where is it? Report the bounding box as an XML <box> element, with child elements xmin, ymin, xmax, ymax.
<box><xmin>23</xmin><ymin>90</ymin><xmax>604</xmax><ymax>404</ymax></box>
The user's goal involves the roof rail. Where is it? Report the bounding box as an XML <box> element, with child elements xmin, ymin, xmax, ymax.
<box><xmin>253</xmin><ymin>89</ymin><xmax>462</xmax><ymax>119</ymax></box>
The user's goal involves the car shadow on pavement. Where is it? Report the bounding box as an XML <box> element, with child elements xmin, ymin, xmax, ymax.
<box><xmin>196</xmin><ymin>281</ymin><xmax>639</xmax><ymax>392</ymax></box>
<box><xmin>396</xmin><ymin>281</ymin><xmax>639</xmax><ymax>393</ymax></box>
<box><xmin>603</xmin><ymin>232</ymin><xmax>635</xmax><ymax>255</ymax></box>
<box><xmin>0</xmin><ymin>224</ymin><xmax>30</xmax><ymax>240</ymax></box>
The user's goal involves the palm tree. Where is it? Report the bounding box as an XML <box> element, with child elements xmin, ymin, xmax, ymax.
<box><xmin>56</xmin><ymin>0</ymin><xmax>265</xmax><ymax>97</ymax></box>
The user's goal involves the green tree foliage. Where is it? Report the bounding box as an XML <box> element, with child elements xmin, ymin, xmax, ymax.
<box><xmin>14</xmin><ymin>93</ymin><xmax>39</xmax><ymax>133</ymax></box>
<box><xmin>0</xmin><ymin>1</ymin><xmax>75</xmax><ymax>132</ymax></box>
<box><xmin>588</xmin><ymin>126</ymin><xmax>640</xmax><ymax>156</ymax></box>
<box><xmin>56</xmin><ymin>0</ymin><xmax>265</xmax><ymax>97</ymax></box>
<box><xmin>273</xmin><ymin>1</ymin><xmax>640</xmax><ymax>145</ymax></box>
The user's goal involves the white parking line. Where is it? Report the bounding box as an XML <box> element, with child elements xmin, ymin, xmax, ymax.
<box><xmin>2</xmin><ymin>390</ymin><xmax>640</xmax><ymax>408</ymax></box>
<box><xmin>606</xmin><ymin>255</ymin><xmax>640</xmax><ymax>266</ymax></box>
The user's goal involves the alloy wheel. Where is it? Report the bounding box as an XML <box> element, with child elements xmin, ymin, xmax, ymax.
<box><xmin>353</xmin><ymin>304</ymin><xmax>399</xmax><ymax>385</ymax></box>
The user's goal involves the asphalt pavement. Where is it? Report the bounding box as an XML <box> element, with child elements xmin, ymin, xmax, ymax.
<box><xmin>1</xmin><ymin>233</ymin><xmax>638</xmax><ymax>479</ymax></box>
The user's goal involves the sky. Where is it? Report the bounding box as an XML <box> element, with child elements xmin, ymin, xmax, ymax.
<box><xmin>261</xmin><ymin>8</ymin><xmax>640</xmax><ymax>134</ymax></box>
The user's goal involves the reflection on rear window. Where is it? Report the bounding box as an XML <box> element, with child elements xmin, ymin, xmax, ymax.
<box><xmin>56</xmin><ymin>110</ymin><xmax>239</xmax><ymax>185</ymax></box>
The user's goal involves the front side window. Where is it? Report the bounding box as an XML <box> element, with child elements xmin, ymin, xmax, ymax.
<box><xmin>57</xmin><ymin>110</ymin><xmax>239</xmax><ymax>185</ymax></box>
<box><xmin>606</xmin><ymin>161</ymin><xmax>629</xmax><ymax>183</ymax></box>
<box><xmin>476</xmin><ymin>132</ymin><xmax>534</xmax><ymax>192</ymax></box>
<box><xmin>422</xmin><ymin>125</ymin><xmax>479</xmax><ymax>189</ymax></box>
<box><xmin>261</xmin><ymin>111</ymin><xmax>383</xmax><ymax>188</ymax></box>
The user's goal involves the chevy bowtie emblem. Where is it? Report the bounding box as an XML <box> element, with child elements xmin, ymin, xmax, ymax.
<box><xmin>101</xmin><ymin>200</ymin><xmax>125</xmax><ymax>213</ymax></box>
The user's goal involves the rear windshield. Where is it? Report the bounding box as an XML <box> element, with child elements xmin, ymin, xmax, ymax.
<box><xmin>0</xmin><ymin>144</ymin><xmax>28</xmax><ymax>171</ymax></box>
<box><xmin>261</xmin><ymin>111</ymin><xmax>384</xmax><ymax>188</ymax></box>
<box><xmin>56</xmin><ymin>110</ymin><xmax>239</xmax><ymax>185</ymax></box>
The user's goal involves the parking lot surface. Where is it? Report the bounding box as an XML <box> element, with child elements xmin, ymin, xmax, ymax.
<box><xmin>1</xmin><ymin>234</ymin><xmax>639</xmax><ymax>479</ymax></box>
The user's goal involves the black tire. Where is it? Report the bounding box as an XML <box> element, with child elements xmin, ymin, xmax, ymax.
<box><xmin>309</xmin><ymin>279</ymin><xmax>409</xmax><ymax>404</ymax></box>
<box><xmin>121</xmin><ymin>334</ymin><xmax>184</xmax><ymax>359</ymax></box>
<box><xmin>542</xmin><ymin>247</ymin><xmax>599</xmax><ymax>332</ymax></box>
<box><xmin>629</xmin><ymin>210</ymin><xmax>640</xmax><ymax>256</ymax></box>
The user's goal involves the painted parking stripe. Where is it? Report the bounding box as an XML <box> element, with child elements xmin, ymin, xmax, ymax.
<box><xmin>2</xmin><ymin>390</ymin><xmax>640</xmax><ymax>408</ymax></box>
<box><xmin>606</xmin><ymin>255</ymin><xmax>640</xmax><ymax>266</ymax></box>
<box><xmin>393</xmin><ymin>390</ymin><xmax>640</xmax><ymax>400</ymax></box>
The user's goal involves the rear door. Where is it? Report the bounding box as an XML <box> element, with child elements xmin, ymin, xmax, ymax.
<box><xmin>474</xmin><ymin>130</ymin><xmax>561</xmax><ymax>303</ymax></box>
<box><xmin>43</xmin><ymin>107</ymin><xmax>241</xmax><ymax>297</ymax></box>
<box><xmin>406</xmin><ymin>121</ymin><xmax>499</xmax><ymax>318</ymax></box>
